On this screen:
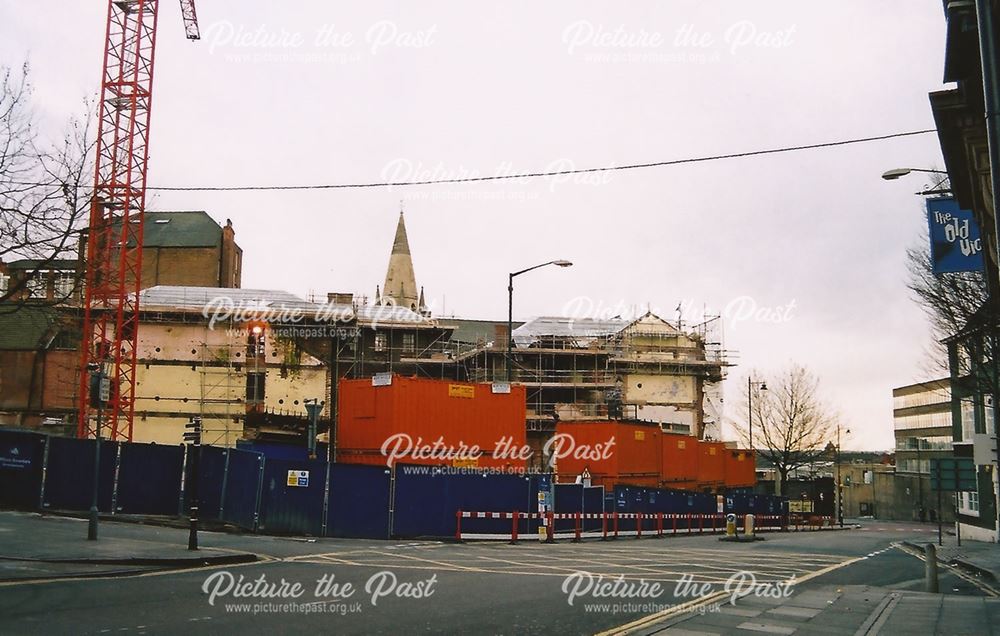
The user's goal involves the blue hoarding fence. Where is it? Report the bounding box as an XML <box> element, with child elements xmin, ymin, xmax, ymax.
<box><xmin>327</xmin><ymin>463</ymin><xmax>391</xmax><ymax>539</ymax></box>
<box><xmin>257</xmin><ymin>458</ymin><xmax>327</xmax><ymax>536</ymax></box>
<box><xmin>117</xmin><ymin>442</ymin><xmax>184</xmax><ymax>516</ymax></box>
<box><xmin>0</xmin><ymin>429</ymin><xmax>48</xmax><ymax>510</ymax></box>
<box><xmin>43</xmin><ymin>436</ymin><xmax>119</xmax><ymax>513</ymax></box>
<box><xmin>0</xmin><ymin>428</ymin><xmax>806</xmax><ymax>541</ymax></box>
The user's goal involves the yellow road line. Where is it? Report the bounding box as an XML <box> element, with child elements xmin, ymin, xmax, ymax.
<box><xmin>596</xmin><ymin>554</ymin><xmax>868</xmax><ymax>636</ymax></box>
<box><xmin>0</xmin><ymin>554</ymin><xmax>279</xmax><ymax>588</ymax></box>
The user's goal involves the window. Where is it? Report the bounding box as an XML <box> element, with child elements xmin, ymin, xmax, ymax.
<box><xmin>961</xmin><ymin>398</ymin><xmax>976</xmax><ymax>442</ymax></box>
<box><xmin>0</xmin><ymin>273</ymin><xmax>8</xmax><ymax>294</ymax></box>
<box><xmin>374</xmin><ymin>332</ymin><xmax>387</xmax><ymax>353</ymax></box>
<box><xmin>402</xmin><ymin>333</ymin><xmax>415</xmax><ymax>355</ymax></box>
<box><xmin>53</xmin><ymin>273</ymin><xmax>74</xmax><ymax>299</ymax></box>
<box><xmin>247</xmin><ymin>330</ymin><xmax>265</xmax><ymax>357</ymax></box>
<box><xmin>957</xmin><ymin>344</ymin><xmax>972</xmax><ymax>376</ymax></box>
<box><xmin>897</xmin><ymin>458</ymin><xmax>929</xmax><ymax>474</ymax></box>
<box><xmin>893</xmin><ymin>385</ymin><xmax>951</xmax><ymax>410</ymax></box>
<box><xmin>986</xmin><ymin>395</ymin><xmax>995</xmax><ymax>437</ymax></box>
<box><xmin>959</xmin><ymin>491</ymin><xmax>980</xmax><ymax>517</ymax></box>
<box><xmin>246</xmin><ymin>372</ymin><xmax>266</xmax><ymax>403</ymax></box>
<box><xmin>25</xmin><ymin>273</ymin><xmax>47</xmax><ymax>298</ymax></box>
<box><xmin>893</xmin><ymin>410</ymin><xmax>953</xmax><ymax>430</ymax></box>
<box><xmin>895</xmin><ymin>436</ymin><xmax>952</xmax><ymax>451</ymax></box>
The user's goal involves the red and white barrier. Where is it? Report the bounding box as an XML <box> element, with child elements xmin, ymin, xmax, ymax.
<box><xmin>455</xmin><ymin>510</ymin><xmax>832</xmax><ymax>542</ymax></box>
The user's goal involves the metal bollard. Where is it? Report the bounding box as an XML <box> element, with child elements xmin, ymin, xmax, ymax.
<box><xmin>925</xmin><ymin>543</ymin><xmax>939</xmax><ymax>593</ymax></box>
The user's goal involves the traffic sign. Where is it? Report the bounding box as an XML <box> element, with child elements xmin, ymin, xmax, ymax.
<box><xmin>930</xmin><ymin>457</ymin><xmax>977</xmax><ymax>491</ymax></box>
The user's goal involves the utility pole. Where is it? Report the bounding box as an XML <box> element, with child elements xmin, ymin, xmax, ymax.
<box><xmin>915</xmin><ymin>437</ymin><xmax>925</xmax><ymax>522</ymax></box>
<box><xmin>86</xmin><ymin>362</ymin><xmax>107</xmax><ymax>541</ymax></box>
<box><xmin>184</xmin><ymin>416</ymin><xmax>202</xmax><ymax>550</ymax></box>
<box><xmin>836</xmin><ymin>424</ymin><xmax>843</xmax><ymax>527</ymax></box>
<box><xmin>747</xmin><ymin>376</ymin><xmax>767</xmax><ymax>452</ymax></box>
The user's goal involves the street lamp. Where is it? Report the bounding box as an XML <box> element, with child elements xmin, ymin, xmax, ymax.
<box><xmin>912</xmin><ymin>436</ymin><xmax>925</xmax><ymax>522</ymax></box>
<box><xmin>836</xmin><ymin>423</ymin><xmax>851</xmax><ymax>527</ymax></box>
<box><xmin>747</xmin><ymin>376</ymin><xmax>767</xmax><ymax>452</ymax></box>
<box><xmin>880</xmin><ymin>168</ymin><xmax>948</xmax><ymax>180</ymax></box>
<box><xmin>881</xmin><ymin>167</ymin><xmax>952</xmax><ymax>196</ymax></box>
<box><xmin>86</xmin><ymin>361</ymin><xmax>105</xmax><ymax>541</ymax></box>
<box><xmin>507</xmin><ymin>260</ymin><xmax>573</xmax><ymax>382</ymax></box>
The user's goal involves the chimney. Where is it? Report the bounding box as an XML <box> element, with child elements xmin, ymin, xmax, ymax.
<box><xmin>219</xmin><ymin>218</ymin><xmax>241</xmax><ymax>288</ymax></box>
<box><xmin>494</xmin><ymin>324</ymin><xmax>509</xmax><ymax>348</ymax></box>
<box><xmin>327</xmin><ymin>292</ymin><xmax>354</xmax><ymax>305</ymax></box>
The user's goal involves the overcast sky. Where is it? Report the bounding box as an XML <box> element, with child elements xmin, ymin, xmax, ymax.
<box><xmin>1</xmin><ymin>2</ymin><xmax>952</xmax><ymax>450</ymax></box>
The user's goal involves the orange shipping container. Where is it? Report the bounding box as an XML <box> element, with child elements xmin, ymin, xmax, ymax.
<box><xmin>723</xmin><ymin>449</ymin><xmax>756</xmax><ymax>488</ymax></box>
<box><xmin>554</xmin><ymin>421</ymin><xmax>660</xmax><ymax>491</ymax></box>
<box><xmin>696</xmin><ymin>441</ymin><xmax>726</xmax><ymax>486</ymax></box>
<box><xmin>337</xmin><ymin>375</ymin><xmax>527</xmax><ymax>469</ymax></box>
<box><xmin>660</xmin><ymin>433</ymin><xmax>699</xmax><ymax>486</ymax></box>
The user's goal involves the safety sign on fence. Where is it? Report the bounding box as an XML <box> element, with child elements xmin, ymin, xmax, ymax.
<box><xmin>287</xmin><ymin>470</ymin><xmax>310</xmax><ymax>487</ymax></box>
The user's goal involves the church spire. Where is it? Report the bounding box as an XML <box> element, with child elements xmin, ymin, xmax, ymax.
<box><xmin>382</xmin><ymin>210</ymin><xmax>419</xmax><ymax>311</ymax></box>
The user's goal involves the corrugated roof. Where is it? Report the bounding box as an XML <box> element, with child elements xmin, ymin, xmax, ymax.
<box><xmin>0</xmin><ymin>306</ymin><xmax>63</xmax><ymax>350</ymax></box>
<box><xmin>440</xmin><ymin>318</ymin><xmax>524</xmax><ymax>345</ymax></box>
<box><xmin>5</xmin><ymin>259</ymin><xmax>79</xmax><ymax>271</ymax></box>
<box><xmin>353</xmin><ymin>303</ymin><xmax>432</xmax><ymax>326</ymax></box>
<box><xmin>512</xmin><ymin>316</ymin><xmax>627</xmax><ymax>348</ymax></box>
<box><xmin>117</xmin><ymin>211</ymin><xmax>223</xmax><ymax>248</ymax></box>
<box><xmin>139</xmin><ymin>286</ymin><xmax>316</xmax><ymax>312</ymax></box>
<box><xmin>138</xmin><ymin>286</ymin><xmax>440</xmax><ymax>328</ymax></box>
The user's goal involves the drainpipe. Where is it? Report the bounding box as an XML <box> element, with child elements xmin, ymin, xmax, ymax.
<box><xmin>974</xmin><ymin>0</ymin><xmax>1000</xmax><ymax>543</ymax></box>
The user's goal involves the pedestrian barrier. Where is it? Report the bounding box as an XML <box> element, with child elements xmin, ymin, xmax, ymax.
<box><xmin>455</xmin><ymin>510</ymin><xmax>805</xmax><ymax>542</ymax></box>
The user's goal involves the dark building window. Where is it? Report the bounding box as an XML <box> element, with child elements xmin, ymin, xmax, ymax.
<box><xmin>247</xmin><ymin>372</ymin><xmax>266</xmax><ymax>403</ymax></box>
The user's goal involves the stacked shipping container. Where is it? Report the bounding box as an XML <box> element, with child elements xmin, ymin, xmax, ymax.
<box><xmin>555</xmin><ymin>421</ymin><xmax>755</xmax><ymax>491</ymax></box>
<box><xmin>337</xmin><ymin>376</ymin><xmax>528</xmax><ymax>470</ymax></box>
<box><xmin>551</xmin><ymin>421</ymin><xmax>661</xmax><ymax>488</ymax></box>
<box><xmin>335</xmin><ymin>378</ymin><xmax>753</xmax><ymax>489</ymax></box>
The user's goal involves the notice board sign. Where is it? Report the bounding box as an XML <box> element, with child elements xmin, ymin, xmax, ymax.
<box><xmin>286</xmin><ymin>470</ymin><xmax>310</xmax><ymax>487</ymax></box>
<box><xmin>448</xmin><ymin>384</ymin><xmax>475</xmax><ymax>399</ymax></box>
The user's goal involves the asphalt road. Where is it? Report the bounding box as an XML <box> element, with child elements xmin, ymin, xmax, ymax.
<box><xmin>0</xmin><ymin>520</ymin><xmax>985</xmax><ymax>635</ymax></box>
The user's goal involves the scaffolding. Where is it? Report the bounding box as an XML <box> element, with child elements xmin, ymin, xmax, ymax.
<box><xmin>199</xmin><ymin>342</ymin><xmax>243</xmax><ymax>447</ymax></box>
<box><xmin>441</xmin><ymin>314</ymin><xmax>733</xmax><ymax>436</ymax></box>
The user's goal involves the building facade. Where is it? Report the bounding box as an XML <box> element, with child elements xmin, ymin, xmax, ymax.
<box><xmin>892</xmin><ymin>379</ymin><xmax>954</xmax><ymax>521</ymax></box>
<box><xmin>931</xmin><ymin>0</ymin><xmax>1000</xmax><ymax>543</ymax></box>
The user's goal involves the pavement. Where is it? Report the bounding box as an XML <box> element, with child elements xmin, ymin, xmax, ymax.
<box><xmin>0</xmin><ymin>511</ymin><xmax>258</xmax><ymax>582</ymax></box>
<box><xmin>898</xmin><ymin>531</ymin><xmax>1000</xmax><ymax>596</ymax></box>
<box><xmin>1</xmin><ymin>514</ymin><xmax>999</xmax><ymax>634</ymax></box>
<box><xmin>628</xmin><ymin>585</ymin><xmax>1000</xmax><ymax>635</ymax></box>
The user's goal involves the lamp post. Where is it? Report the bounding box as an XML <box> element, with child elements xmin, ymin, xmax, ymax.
<box><xmin>747</xmin><ymin>376</ymin><xmax>767</xmax><ymax>452</ymax></box>
<box><xmin>86</xmin><ymin>362</ymin><xmax>106</xmax><ymax>541</ymax></box>
<box><xmin>836</xmin><ymin>424</ymin><xmax>850</xmax><ymax>527</ymax></box>
<box><xmin>912</xmin><ymin>436</ymin><xmax>925</xmax><ymax>522</ymax></box>
<box><xmin>506</xmin><ymin>260</ymin><xmax>573</xmax><ymax>382</ymax></box>
<box><xmin>881</xmin><ymin>167</ymin><xmax>952</xmax><ymax>196</ymax></box>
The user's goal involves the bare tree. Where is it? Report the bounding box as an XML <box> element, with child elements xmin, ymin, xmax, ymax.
<box><xmin>735</xmin><ymin>365</ymin><xmax>837</xmax><ymax>495</ymax></box>
<box><xmin>0</xmin><ymin>62</ymin><xmax>94</xmax><ymax>310</ymax></box>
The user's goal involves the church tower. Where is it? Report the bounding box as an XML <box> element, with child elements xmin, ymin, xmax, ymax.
<box><xmin>382</xmin><ymin>211</ymin><xmax>421</xmax><ymax>312</ymax></box>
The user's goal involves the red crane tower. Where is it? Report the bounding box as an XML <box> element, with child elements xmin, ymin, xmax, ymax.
<box><xmin>77</xmin><ymin>0</ymin><xmax>200</xmax><ymax>441</ymax></box>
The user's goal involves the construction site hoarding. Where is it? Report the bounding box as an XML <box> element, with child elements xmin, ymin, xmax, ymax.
<box><xmin>337</xmin><ymin>375</ymin><xmax>527</xmax><ymax>469</ymax></box>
